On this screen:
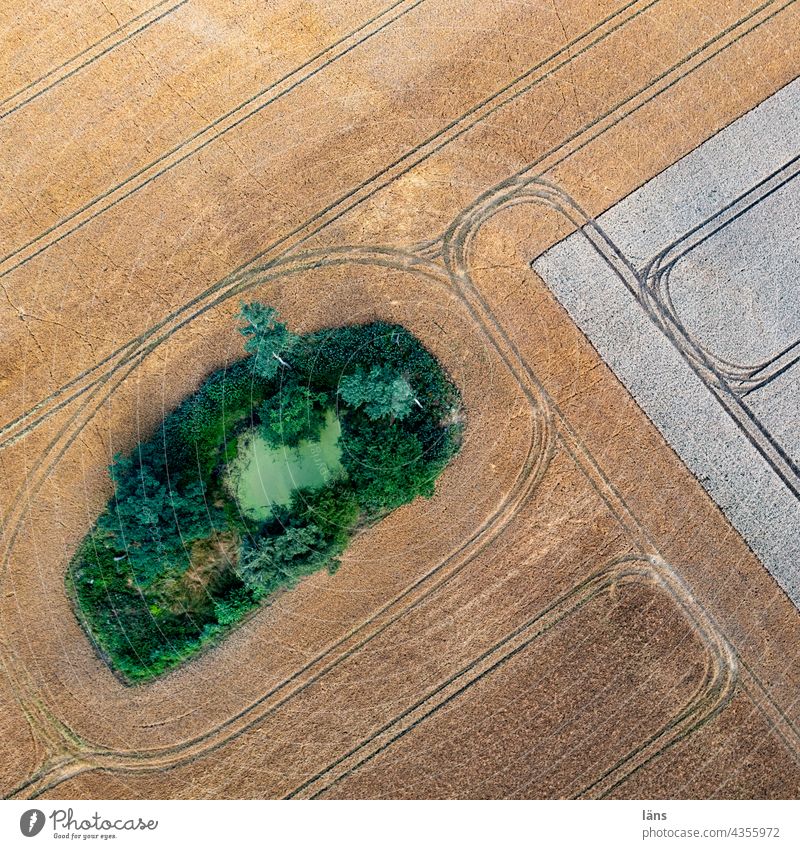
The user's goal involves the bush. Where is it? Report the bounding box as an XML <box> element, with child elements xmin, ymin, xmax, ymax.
<box><xmin>238</xmin><ymin>302</ymin><xmax>299</xmax><ymax>381</ymax></box>
<box><xmin>258</xmin><ymin>379</ymin><xmax>330</xmax><ymax>448</ymax></box>
<box><xmin>293</xmin><ymin>482</ymin><xmax>360</xmax><ymax>548</ymax></box>
<box><xmin>213</xmin><ymin>587</ymin><xmax>256</xmax><ymax>626</ymax></box>
<box><xmin>97</xmin><ymin>444</ymin><xmax>224</xmax><ymax>586</ymax></box>
<box><xmin>339</xmin><ymin>364</ymin><xmax>415</xmax><ymax>421</ymax></box>
<box><xmin>341</xmin><ymin>415</ymin><xmax>437</xmax><ymax>514</ymax></box>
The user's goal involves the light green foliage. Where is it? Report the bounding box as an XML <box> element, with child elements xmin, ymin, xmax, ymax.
<box><xmin>238</xmin><ymin>301</ymin><xmax>299</xmax><ymax>381</ymax></box>
<box><xmin>338</xmin><ymin>364</ymin><xmax>415</xmax><ymax>421</ymax></box>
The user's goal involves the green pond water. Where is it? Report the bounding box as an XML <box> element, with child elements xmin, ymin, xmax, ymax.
<box><xmin>227</xmin><ymin>409</ymin><xmax>343</xmax><ymax>520</ymax></box>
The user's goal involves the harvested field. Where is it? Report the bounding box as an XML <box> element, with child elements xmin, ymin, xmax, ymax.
<box><xmin>1</xmin><ymin>0</ymin><xmax>799</xmax><ymax>799</ymax></box>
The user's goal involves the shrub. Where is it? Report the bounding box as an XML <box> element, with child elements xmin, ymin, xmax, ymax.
<box><xmin>69</xmin><ymin>306</ymin><xmax>462</xmax><ymax>683</ymax></box>
<box><xmin>338</xmin><ymin>364</ymin><xmax>415</xmax><ymax>421</ymax></box>
<box><xmin>238</xmin><ymin>302</ymin><xmax>299</xmax><ymax>381</ymax></box>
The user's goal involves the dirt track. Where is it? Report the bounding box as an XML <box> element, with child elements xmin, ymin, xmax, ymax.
<box><xmin>1</xmin><ymin>0</ymin><xmax>799</xmax><ymax>798</ymax></box>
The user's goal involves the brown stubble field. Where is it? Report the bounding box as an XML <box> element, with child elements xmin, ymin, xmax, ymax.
<box><xmin>1</xmin><ymin>0</ymin><xmax>799</xmax><ymax>798</ymax></box>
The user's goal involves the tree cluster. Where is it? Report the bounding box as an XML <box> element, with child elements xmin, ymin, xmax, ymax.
<box><xmin>69</xmin><ymin>302</ymin><xmax>462</xmax><ymax>682</ymax></box>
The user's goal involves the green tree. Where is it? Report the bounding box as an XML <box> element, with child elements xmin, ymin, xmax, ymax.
<box><xmin>339</xmin><ymin>364</ymin><xmax>415</xmax><ymax>420</ymax></box>
<box><xmin>238</xmin><ymin>302</ymin><xmax>299</xmax><ymax>381</ymax></box>
<box><xmin>213</xmin><ymin>587</ymin><xmax>255</xmax><ymax>625</ymax></box>
<box><xmin>97</xmin><ymin>444</ymin><xmax>219</xmax><ymax>585</ymax></box>
<box><xmin>293</xmin><ymin>481</ymin><xmax>360</xmax><ymax>548</ymax></box>
<box><xmin>258</xmin><ymin>381</ymin><xmax>329</xmax><ymax>448</ymax></box>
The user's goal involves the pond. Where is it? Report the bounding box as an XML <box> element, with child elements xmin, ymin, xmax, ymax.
<box><xmin>226</xmin><ymin>409</ymin><xmax>343</xmax><ymax>520</ymax></box>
